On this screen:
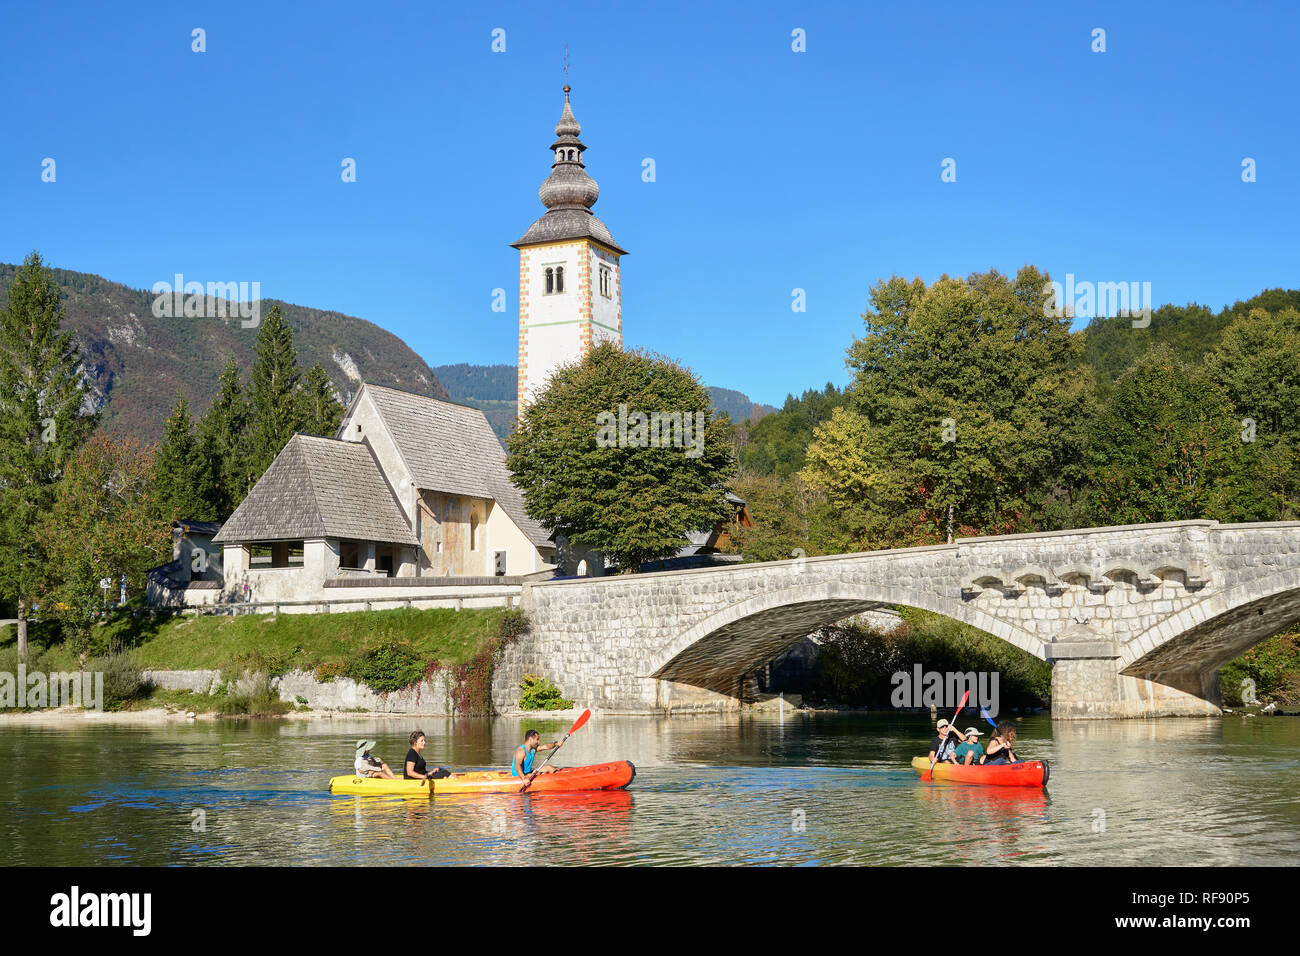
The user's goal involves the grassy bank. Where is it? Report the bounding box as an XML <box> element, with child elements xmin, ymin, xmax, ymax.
<box><xmin>1</xmin><ymin>607</ymin><xmax>509</xmax><ymax>675</ymax></box>
<box><xmin>0</xmin><ymin>607</ymin><xmax>527</xmax><ymax>714</ymax></box>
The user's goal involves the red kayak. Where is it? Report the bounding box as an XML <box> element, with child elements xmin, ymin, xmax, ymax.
<box><xmin>911</xmin><ymin>756</ymin><xmax>1049</xmax><ymax>787</ymax></box>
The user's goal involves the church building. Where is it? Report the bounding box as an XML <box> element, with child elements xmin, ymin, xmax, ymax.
<box><xmin>148</xmin><ymin>86</ymin><xmax>721</xmax><ymax>608</ymax></box>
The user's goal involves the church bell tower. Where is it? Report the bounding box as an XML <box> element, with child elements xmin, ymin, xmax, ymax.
<box><xmin>513</xmin><ymin>86</ymin><xmax>627</xmax><ymax>412</ymax></box>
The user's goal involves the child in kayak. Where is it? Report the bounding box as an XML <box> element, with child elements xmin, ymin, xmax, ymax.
<box><xmin>953</xmin><ymin>727</ymin><xmax>985</xmax><ymax>765</ymax></box>
<box><xmin>983</xmin><ymin>722</ymin><xmax>1019</xmax><ymax>764</ymax></box>
<box><xmin>511</xmin><ymin>729</ymin><xmax>562</xmax><ymax>778</ymax></box>
<box><xmin>354</xmin><ymin>740</ymin><xmax>395</xmax><ymax>779</ymax></box>
<box><xmin>404</xmin><ymin>730</ymin><xmax>451</xmax><ymax>780</ymax></box>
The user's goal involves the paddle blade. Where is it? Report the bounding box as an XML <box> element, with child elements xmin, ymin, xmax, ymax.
<box><xmin>567</xmin><ymin>709</ymin><xmax>592</xmax><ymax>737</ymax></box>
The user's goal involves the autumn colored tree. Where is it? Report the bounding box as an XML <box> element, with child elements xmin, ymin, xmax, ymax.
<box><xmin>36</xmin><ymin>434</ymin><xmax>170</xmax><ymax>657</ymax></box>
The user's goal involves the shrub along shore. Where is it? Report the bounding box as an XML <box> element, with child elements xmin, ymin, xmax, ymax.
<box><xmin>0</xmin><ymin>607</ymin><xmax>530</xmax><ymax>717</ymax></box>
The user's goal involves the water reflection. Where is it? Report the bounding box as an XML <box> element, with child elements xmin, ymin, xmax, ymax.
<box><xmin>0</xmin><ymin>713</ymin><xmax>1296</xmax><ymax>865</ymax></box>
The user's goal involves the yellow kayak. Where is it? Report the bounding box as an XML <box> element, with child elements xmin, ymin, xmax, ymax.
<box><xmin>329</xmin><ymin>761</ymin><xmax>636</xmax><ymax>795</ymax></box>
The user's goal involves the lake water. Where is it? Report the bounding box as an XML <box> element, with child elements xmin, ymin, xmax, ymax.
<box><xmin>2</xmin><ymin>713</ymin><xmax>1297</xmax><ymax>866</ymax></box>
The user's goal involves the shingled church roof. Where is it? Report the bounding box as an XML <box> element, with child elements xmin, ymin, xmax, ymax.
<box><xmin>359</xmin><ymin>384</ymin><xmax>553</xmax><ymax>548</ymax></box>
<box><xmin>214</xmin><ymin>435</ymin><xmax>416</xmax><ymax>546</ymax></box>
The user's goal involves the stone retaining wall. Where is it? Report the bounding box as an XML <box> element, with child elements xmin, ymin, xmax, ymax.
<box><xmin>143</xmin><ymin>668</ymin><xmax>456</xmax><ymax>714</ymax></box>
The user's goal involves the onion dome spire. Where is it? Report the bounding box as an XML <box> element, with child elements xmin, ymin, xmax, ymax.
<box><xmin>539</xmin><ymin>85</ymin><xmax>599</xmax><ymax>210</ymax></box>
<box><xmin>512</xmin><ymin>86</ymin><xmax>626</xmax><ymax>254</ymax></box>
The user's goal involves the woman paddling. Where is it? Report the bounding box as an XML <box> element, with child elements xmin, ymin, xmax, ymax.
<box><xmin>982</xmin><ymin>721</ymin><xmax>1019</xmax><ymax>765</ymax></box>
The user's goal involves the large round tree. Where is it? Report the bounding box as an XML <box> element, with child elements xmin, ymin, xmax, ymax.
<box><xmin>506</xmin><ymin>342</ymin><xmax>736</xmax><ymax>572</ymax></box>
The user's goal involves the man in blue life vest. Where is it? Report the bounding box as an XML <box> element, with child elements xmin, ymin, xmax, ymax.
<box><xmin>511</xmin><ymin>729</ymin><xmax>562</xmax><ymax>779</ymax></box>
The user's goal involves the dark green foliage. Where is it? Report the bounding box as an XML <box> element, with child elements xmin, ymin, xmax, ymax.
<box><xmin>506</xmin><ymin>342</ymin><xmax>737</xmax><ymax>571</ymax></box>
<box><xmin>498</xmin><ymin>607</ymin><xmax>531</xmax><ymax>642</ymax></box>
<box><xmin>519</xmin><ymin>674</ymin><xmax>574</xmax><ymax>711</ymax></box>
<box><xmin>299</xmin><ymin>363</ymin><xmax>345</xmax><ymax>438</ymax></box>
<box><xmin>154</xmin><ymin>393</ymin><xmax>210</xmax><ymax>520</ymax></box>
<box><xmin>805</xmin><ymin>267</ymin><xmax>1093</xmax><ymax>547</ymax></box>
<box><xmin>737</xmin><ymin>384</ymin><xmax>845</xmax><ymax>477</ymax></box>
<box><xmin>247</xmin><ymin>305</ymin><xmax>303</xmax><ymax>479</ymax></box>
<box><xmin>435</xmin><ymin>362</ymin><xmax>773</xmax><ymax>446</ymax></box>
<box><xmin>0</xmin><ymin>253</ymin><xmax>98</xmax><ymax>649</ymax></box>
<box><xmin>817</xmin><ymin>613</ymin><xmax>1051</xmax><ymax>708</ymax></box>
<box><xmin>1220</xmin><ymin>632</ymin><xmax>1300</xmax><ymax>706</ymax></box>
<box><xmin>194</xmin><ymin>357</ymin><xmax>250</xmax><ymax>515</ymax></box>
<box><xmin>1080</xmin><ymin>346</ymin><xmax>1262</xmax><ymax>524</ymax></box>
<box><xmin>345</xmin><ymin>638</ymin><xmax>428</xmax><ymax>693</ymax></box>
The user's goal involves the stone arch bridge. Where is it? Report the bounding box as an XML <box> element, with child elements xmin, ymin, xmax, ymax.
<box><xmin>493</xmin><ymin>520</ymin><xmax>1300</xmax><ymax>718</ymax></box>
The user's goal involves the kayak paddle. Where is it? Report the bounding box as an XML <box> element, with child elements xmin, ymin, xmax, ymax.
<box><xmin>921</xmin><ymin>689</ymin><xmax>970</xmax><ymax>782</ymax></box>
<box><xmin>519</xmin><ymin>709</ymin><xmax>591</xmax><ymax>792</ymax></box>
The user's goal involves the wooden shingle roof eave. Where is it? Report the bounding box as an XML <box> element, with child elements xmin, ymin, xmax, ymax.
<box><xmin>212</xmin><ymin>434</ymin><xmax>417</xmax><ymax>547</ymax></box>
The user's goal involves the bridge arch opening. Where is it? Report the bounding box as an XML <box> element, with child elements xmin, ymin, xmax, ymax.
<box><xmin>1122</xmin><ymin>578</ymin><xmax>1300</xmax><ymax>693</ymax></box>
<box><xmin>646</xmin><ymin>582</ymin><xmax>1045</xmax><ymax>703</ymax></box>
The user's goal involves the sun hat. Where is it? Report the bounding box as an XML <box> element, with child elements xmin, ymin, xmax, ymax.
<box><xmin>355</xmin><ymin>739</ymin><xmax>377</xmax><ymax>755</ymax></box>
<box><xmin>964</xmin><ymin>727</ymin><xmax>982</xmax><ymax>737</ymax></box>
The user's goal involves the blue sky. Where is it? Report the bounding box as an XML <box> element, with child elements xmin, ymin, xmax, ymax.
<box><xmin>2</xmin><ymin>1</ymin><xmax>1297</xmax><ymax>407</ymax></box>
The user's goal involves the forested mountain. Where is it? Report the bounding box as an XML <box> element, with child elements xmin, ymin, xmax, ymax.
<box><xmin>0</xmin><ymin>263</ymin><xmax>449</xmax><ymax>441</ymax></box>
<box><xmin>434</xmin><ymin>363</ymin><xmax>776</xmax><ymax>442</ymax></box>
<box><xmin>1082</xmin><ymin>289</ymin><xmax>1300</xmax><ymax>390</ymax></box>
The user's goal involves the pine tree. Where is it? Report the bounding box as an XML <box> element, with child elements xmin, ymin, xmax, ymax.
<box><xmin>195</xmin><ymin>357</ymin><xmax>249</xmax><ymax>516</ymax></box>
<box><xmin>154</xmin><ymin>392</ymin><xmax>209</xmax><ymax>520</ymax></box>
<box><xmin>299</xmin><ymin>363</ymin><xmax>345</xmax><ymax>437</ymax></box>
<box><xmin>246</xmin><ymin>304</ymin><xmax>303</xmax><ymax>481</ymax></box>
<box><xmin>0</xmin><ymin>251</ymin><xmax>98</xmax><ymax>659</ymax></box>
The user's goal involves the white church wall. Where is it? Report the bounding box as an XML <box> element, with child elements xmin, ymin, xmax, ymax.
<box><xmin>339</xmin><ymin>387</ymin><xmax>418</xmax><ymax>525</ymax></box>
<box><xmin>588</xmin><ymin>243</ymin><xmax>622</xmax><ymax>346</ymax></box>
<box><xmin>484</xmin><ymin>501</ymin><xmax>551</xmax><ymax>576</ymax></box>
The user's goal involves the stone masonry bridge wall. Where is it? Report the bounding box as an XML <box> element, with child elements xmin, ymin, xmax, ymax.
<box><xmin>493</xmin><ymin>521</ymin><xmax>1300</xmax><ymax>718</ymax></box>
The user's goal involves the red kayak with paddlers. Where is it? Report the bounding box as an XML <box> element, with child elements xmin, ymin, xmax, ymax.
<box><xmin>917</xmin><ymin>693</ymin><xmax>1049</xmax><ymax>788</ymax></box>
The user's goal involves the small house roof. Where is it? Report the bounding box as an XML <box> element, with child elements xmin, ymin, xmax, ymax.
<box><xmin>358</xmin><ymin>384</ymin><xmax>552</xmax><ymax>548</ymax></box>
<box><xmin>213</xmin><ymin>435</ymin><xmax>416</xmax><ymax>546</ymax></box>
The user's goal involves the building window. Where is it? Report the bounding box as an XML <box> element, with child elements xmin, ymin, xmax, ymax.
<box><xmin>470</xmin><ymin>509</ymin><xmax>479</xmax><ymax>551</ymax></box>
<box><xmin>599</xmin><ymin>265</ymin><xmax>612</xmax><ymax>298</ymax></box>
<box><xmin>544</xmin><ymin>265</ymin><xmax>565</xmax><ymax>295</ymax></box>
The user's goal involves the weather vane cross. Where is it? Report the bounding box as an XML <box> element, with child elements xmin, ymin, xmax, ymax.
<box><xmin>562</xmin><ymin>43</ymin><xmax>569</xmax><ymax>84</ymax></box>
